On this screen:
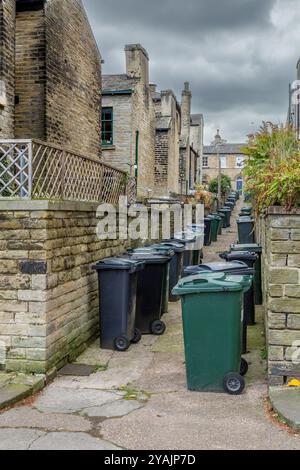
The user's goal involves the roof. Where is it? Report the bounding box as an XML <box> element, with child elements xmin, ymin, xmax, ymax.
<box><xmin>191</xmin><ymin>114</ymin><xmax>204</xmax><ymax>125</ymax></box>
<box><xmin>102</xmin><ymin>74</ymin><xmax>139</xmax><ymax>92</ymax></box>
<box><xmin>203</xmin><ymin>143</ymin><xmax>246</xmax><ymax>155</ymax></box>
<box><xmin>156</xmin><ymin>117</ymin><xmax>172</xmax><ymax>131</ymax></box>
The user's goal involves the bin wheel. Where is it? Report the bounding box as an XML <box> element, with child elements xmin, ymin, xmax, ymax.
<box><xmin>240</xmin><ymin>358</ymin><xmax>249</xmax><ymax>377</ymax></box>
<box><xmin>150</xmin><ymin>320</ymin><xmax>166</xmax><ymax>336</ymax></box>
<box><xmin>114</xmin><ymin>336</ymin><xmax>130</xmax><ymax>352</ymax></box>
<box><xmin>131</xmin><ymin>328</ymin><xmax>142</xmax><ymax>344</ymax></box>
<box><xmin>223</xmin><ymin>373</ymin><xmax>245</xmax><ymax>395</ymax></box>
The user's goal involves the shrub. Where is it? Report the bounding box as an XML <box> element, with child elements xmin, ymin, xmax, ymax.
<box><xmin>243</xmin><ymin>122</ymin><xmax>300</xmax><ymax>212</ymax></box>
<box><xmin>209</xmin><ymin>174</ymin><xmax>232</xmax><ymax>196</ymax></box>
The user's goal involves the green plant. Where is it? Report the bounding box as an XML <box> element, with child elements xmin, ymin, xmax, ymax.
<box><xmin>243</xmin><ymin>122</ymin><xmax>300</xmax><ymax>212</ymax></box>
<box><xmin>208</xmin><ymin>174</ymin><xmax>232</xmax><ymax>196</ymax></box>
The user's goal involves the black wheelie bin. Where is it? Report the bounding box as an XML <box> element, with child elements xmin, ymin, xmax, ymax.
<box><xmin>220</xmin><ymin>251</ymin><xmax>258</xmax><ymax>325</ymax></box>
<box><xmin>93</xmin><ymin>258</ymin><xmax>145</xmax><ymax>352</ymax></box>
<box><xmin>125</xmin><ymin>252</ymin><xmax>169</xmax><ymax>336</ymax></box>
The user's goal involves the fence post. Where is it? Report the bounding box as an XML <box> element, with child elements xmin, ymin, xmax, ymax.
<box><xmin>27</xmin><ymin>140</ymin><xmax>33</xmax><ymax>199</ymax></box>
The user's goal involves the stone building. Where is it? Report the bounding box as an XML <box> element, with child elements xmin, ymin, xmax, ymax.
<box><xmin>152</xmin><ymin>87</ymin><xmax>181</xmax><ymax>197</ymax></box>
<box><xmin>203</xmin><ymin>131</ymin><xmax>246</xmax><ymax>192</ymax></box>
<box><xmin>102</xmin><ymin>44</ymin><xmax>156</xmax><ymax>198</ymax></box>
<box><xmin>179</xmin><ymin>83</ymin><xmax>203</xmax><ymax>195</ymax></box>
<box><xmin>0</xmin><ymin>0</ymin><xmax>101</xmax><ymax>157</ymax></box>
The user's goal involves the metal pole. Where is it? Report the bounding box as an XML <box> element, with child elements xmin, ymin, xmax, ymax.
<box><xmin>217</xmin><ymin>148</ymin><xmax>222</xmax><ymax>209</ymax></box>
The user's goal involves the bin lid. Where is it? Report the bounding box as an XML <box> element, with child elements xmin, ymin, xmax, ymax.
<box><xmin>172</xmin><ymin>272</ymin><xmax>246</xmax><ymax>295</ymax></box>
<box><xmin>125</xmin><ymin>252</ymin><xmax>170</xmax><ymax>265</ymax></box>
<box><xmin>184</xmin><ymin>262</ymin><xmax>254</xmax><ymax>277</ymax></box>
<box><xmin>148</xmin><ymin>245</ymin><xmax>176</xmax><ymax>257</ymax></box>
<box><xmin>220</xmin><ymin>251</ymin><xmax>258</xmax><ymax>262</ymax></box>
<box><xmin>237</xmin><ymin>216</ymin><xmax>254</xmax><ymax>222</ymax></box>
<box><xmin>231</xmin><ymin>243</ymin><xmax>262</xmax><ymax>254</ymax></box>
<box><xmin>93</xmin><ymin>257</ymin><xmax>144</xmax><ymax>272</ymax></box>
<box><xmin>187</xmin><ymin>224</ymin><xmax>205</xmax><ymax>234</ymax></box>
<box><xmin>128</xmin><ymin>247</ymin><xmax>174</xmax><ymax>259</ymax></box>
<box><xmin>159</xmin><ymin>241</ymin><xmax>185</xmax><ymax>253</ymax></box>
<box><xmin>173</xmin><ymin>232</ymin><xmax>196</xmax><ymax>243</ymax></box>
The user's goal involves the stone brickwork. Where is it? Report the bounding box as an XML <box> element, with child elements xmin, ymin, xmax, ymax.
<box><xmin>0</xmin><ymin>201</ymin><xmax>129</xmax><ymax>374</ymax></box>
<box><xmin>1</xmin><ymin>0</ymin><xmax>101</xmax><ymax>158</ymax></box>
<box><xmin>15</xmin><ymin>7</ymin><xmax>46</xmax><ymax>139</ymax></box>
<box><xmin>258</xmin><ymin>208</ymin><xmax>300</xmax><ymax>385</ymax></box>
<box><xmin>154</xmin><ymin>90</ymin><xmax>181</xmax><ymax>197</ymax></box>
<box><xmin>0</xmin><ymin>0</ymin><xmax>16</xmax><ymax>138</ymax></box>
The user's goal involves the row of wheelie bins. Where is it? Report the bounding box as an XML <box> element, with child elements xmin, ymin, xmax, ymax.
<box><xmin>172</xmin><ymin>193</ymin><xmax>264</xmax><ymax>395</ymax></box>
<box><xmin>204</xmin><ymin>191</ymin><xmax>240</xmax><ymax>246</ymax></box>
<box><xmin>92</xmin><ymin>226</ymin><xmax>205</xmax><ymax>353</ymax></box>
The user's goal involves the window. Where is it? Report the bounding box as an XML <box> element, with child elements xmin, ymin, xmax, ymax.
<box><xmin>220</xmin><ymin>156</ymin><xmax>227</xmax><ymax>169</ymax></box>
<box><xmin>101</xmin><ymin>107</ymin><xmax>113</xmax><ymax>146</ymax></box>
<box><xmin>203</xmin><ymin>156</ymin><xmax>209</xmax><ymax>168</ymax></box>
<box><xmin>236</xmin><ymin>156</ymin><xmax>245</xmax><ymax>169</ymax></box>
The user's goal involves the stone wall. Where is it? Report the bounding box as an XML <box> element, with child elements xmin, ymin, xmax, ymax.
<box><xmin>0</xmin><ymin>200</ymin><xmax>129</xmax><ymax>374</ymax></box>
<box><xmin>102</xmin><ymin>93</ymin><xmax>133</xmax><ymax>172</ymax></box>
<box><xmin>15</xmin><ymin>6</ymin><xmax>46</xmax><ymax>139</ymax></box>
<box><xmin>0</xmin><ymin>0</ymin><xmax>16</xmax><ymax>138</ymax></box>
<box><xmin>258</xmin><ymin>208</ymin><xmax>300</xmax><ymax>385</ymax></box>
<box><xmin>45</xmin><ymin>0</ymin><xmax>102</xmax><ymax>157</ymax></box>
<box><xmin>155</xmin><ymin>130</ymin><xmax>169</xmax><ymax>195</ymax></box>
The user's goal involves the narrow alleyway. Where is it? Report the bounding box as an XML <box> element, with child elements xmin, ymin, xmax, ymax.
<box><xmin>0</xmin><ymin>202</ymin><xmax>299</xmax><ymax>450</ymax></box>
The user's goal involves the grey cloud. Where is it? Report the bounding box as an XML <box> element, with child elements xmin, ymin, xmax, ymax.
<box><xmin>83</xmin><ymin>0</ymin><xmax>299</xmax><ymax>143</ymax></box>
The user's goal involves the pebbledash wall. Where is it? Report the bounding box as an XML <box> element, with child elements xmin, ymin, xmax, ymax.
<box><xmin>0</xmin><ymin>201</ymin><xmax>132</xmax><ymax>374</ymax></box>
<box><xmin>258</xmin><ymin>207</ymin><xmax>300</xmax><ymax>385</ymax></box>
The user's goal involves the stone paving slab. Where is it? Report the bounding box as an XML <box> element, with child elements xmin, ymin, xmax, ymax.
<box><xmin>270</xmin><ymin>387</ymin><xmax>300</xmax><ymax>431</ymax></box>
<box><xmin>0</xmin><ymin>407</ymin><xmax>92</xmax><ymax>432</ymax></box>
<box><xmin>34</xmin><ymin>386</ymin><xmax>121</xmax><ymax>414</ymax></box>
<box><xmin>0</xmin><ymin>384</ymin><xmax>32</xmax><ymax>410</ymax></box>
<box><xmin>0</xmin><ymin>428</ymin><xmax>44</xmax><ymax>450</ymax></box>
<box><xmin>29</xmin><ymin>432</ymin><xmax>121</xmax><ymax>451</ymax></box>
<box><xmin>81</xmin><ymin>399</ymin><xmax>143</xmax><ymax>418</ymax></box>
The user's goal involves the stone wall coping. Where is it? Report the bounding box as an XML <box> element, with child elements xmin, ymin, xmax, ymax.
<box><xmin>267</xmin><ymin>207</ymin><xmax>300</xmax><ymax>215</ymax></box>
<box><xmin>0</xmin><ymin>200</ymin><xmax>100</xmax><ymax>212</ymax></box>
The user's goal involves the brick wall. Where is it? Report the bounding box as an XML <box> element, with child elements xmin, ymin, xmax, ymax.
<box><xmin>203</xmin><ymin>154</ymin><xmax>245</xmax><ymax>188</ymax></box>
<box><xmin>258</xmin><ymin>208</ymin><xmax>300</xmax><ymax>385</ymax></box>
<box><xmin>0</xmin><ymin>0</ymin><xmax>16</xmax><ymax>138</ymax></box>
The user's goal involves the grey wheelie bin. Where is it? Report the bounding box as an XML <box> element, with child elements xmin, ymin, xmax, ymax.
<box><xmin>93</xmin><ymin>258</ymin><xmax>145</xmax><ymax>352</ymax></box>
<box><xmin>172</xmin><ymin>272</ymin><xmax>252</xmax><ymax>394</ymax></box>
<box><xmin>220</xmin><ymin>251</ymin><xmax>258</xmax><ymax>325</ymax></box>
<box><xmin>125</xmin><ymin>252</ymin><xmax>169</xmax><ymax>336</ymax></box>
<box><xmin>218</xmin><ymin>208</ymin><xmax>231</xmax><ymax>228</ymax></box>
<box><xmin>183</xmin><ymin>261</ymin><xmax>254</xmax><ymax>354</ymax></box>
<box><xmin>230</xmin><ymin>243</ymin><xmax>263</xmax><ymax>305</ymax></box>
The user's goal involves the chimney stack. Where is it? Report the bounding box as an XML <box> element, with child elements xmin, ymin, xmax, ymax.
<box><xmin>125</xmin><ymin>44</ymin><xmax>149</xmax><ymax>85</ymax></box>
<box><xmin>181</xmin><ymin>82</ymin><xmax>192</xmax><ymax>142</ymax></box>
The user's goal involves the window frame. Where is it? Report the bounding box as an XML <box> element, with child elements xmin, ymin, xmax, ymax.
<box><xmin>203</xmin><ymin>155</ymin><xmax>209</xmax><ymax>168</ymax></box>
<box><xmin>101</xmin><ymin>107</ymin><xmax>114</xmax><ymax>146</ymax></box>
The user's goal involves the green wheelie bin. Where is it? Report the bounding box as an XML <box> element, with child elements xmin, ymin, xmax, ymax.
<box><xmin>211</xmin><ymin>213</ymin><xmax>223</xmax><ymax>236</ymax></box>
<box><xmin>173</xmin><ymin>272</ymin><xmax>252</xmax><ymax>395</ymax></box>
<box><xmin>230</xmin><ymin>243</ymin><xmax>263</xmax><ymax>305</ymax></box>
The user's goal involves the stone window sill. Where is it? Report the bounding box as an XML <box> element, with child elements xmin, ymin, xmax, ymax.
<box><xmin>102</xmin><ymin>145</ymin><xmax>116</xmax><ymax>150</ymax></box>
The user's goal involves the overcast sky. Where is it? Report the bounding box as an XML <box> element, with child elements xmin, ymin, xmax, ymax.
<box><xmin>84</xmin><ymin>0</ymin><xmax>300</xmax><ymax>144</ymax></box>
